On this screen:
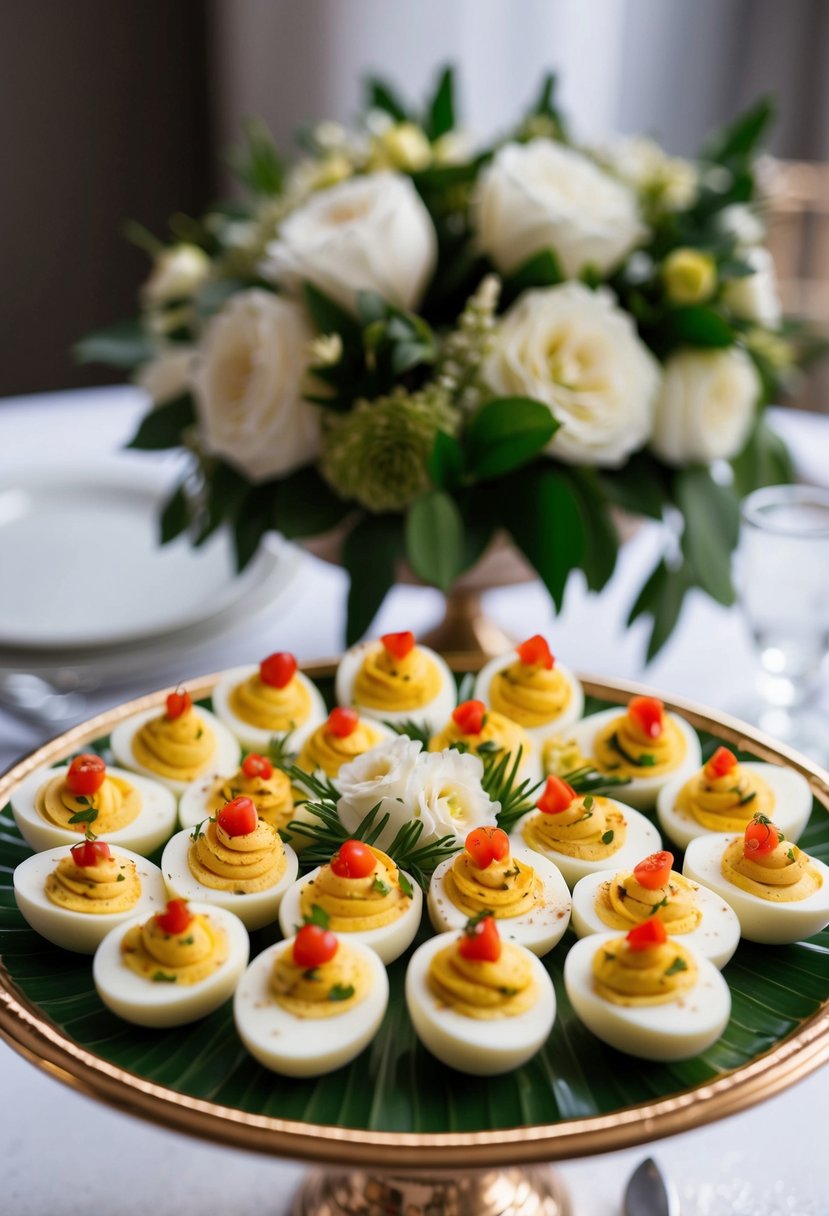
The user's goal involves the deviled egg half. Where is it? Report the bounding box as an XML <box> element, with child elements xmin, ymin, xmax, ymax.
<box><xmin>406</xmin><ymin>916</ymin><xmax>556</xmax><ymax>1075</ymax></box>
<box><xmin>234</xmin><ymin>923</ymin><xmax>388</xmax><ymax>1077</ymax></box>
<box><xmin>553</xmin><ymin>696</ymin><xmax>701</xmax><ymax>810</ymax></box>
<box><xmin>474</xmin><ymin>633</ymin><xmax>584</xmax><ymax>742</ymax></box>
<box><xmin>657</xmin><ymin>745</ymin><xmax>812</xmax><ymax>851</ymax></box>
<box><xmin>93</xmin><ymin>898</ymin><xmax>249</xmax><ymax>1028</ymax></box>
<box><xmin>278</xmin><ymin>839</ymin><xmax>421</xmax><ymax>964</ymax></box>
<box><xmin>429</xmin><ymin>699</ymin><xmax>542</xmax><ymax>783</ymax></box>
<box><xmin>111</xmin><ymin>690</ymin><xmax>240</xmax><ymax>795</ymax></box>
<box><xmin>294</xmin><ymin>708</ymin><xmax>395</xmax><ymax>780</ymax></box>
<box><xmin>178</xmin><ymin>753</ymin><xmax>295</xmax><ymax>834</ymax></box>
<box><xmin>683</xmin><ymin>815</ymin><xmax>829</xmax><ymax>944</ymax></box>
<box><xmin>11</xmin><ymin>752</ymin><xmax>177</xmax><ymax>856</ymax></box>
<box><xmin>13</xmin><ymin>841</ymin><xmax>166</xmax><ymax>954</ymax></box>
<box><xmin>570</xmin><ymin>849</ymin><xmax>740</xmax><ymax>970</ymax></box>
<box><xmin>428</xmin><ymin>826</ymin><xmax>571</xmax><ymax>956</ymax></box>
<box><xmin>162</xmin><ymin>795</ymin><xmax>298</xmax><ymax>931</ymax></box>
<box><xmin>212</xmin><ymin>652</ymin><xmax>327</xmax><ymax>753</ymax></box>
<box><xmin>336</xmin><ymin>631</ymin><xmax>457</xmax><ymax>734</ymax></box>
<box><xmin>564</xmin><ymin>917</ymin><xmax>731</xmax><ymax>1061</ymax></box>
<box><xmin>514</xmin><ymin>776</ymin><xmax>662</xmax><ymax>889</ymax></box>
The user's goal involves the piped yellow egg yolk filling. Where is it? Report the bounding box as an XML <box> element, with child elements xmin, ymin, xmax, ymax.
<box><xmin>45</xmin><ymin>853</ymin><xmax>141</xmax><ymax>914</ymax></box>
<box><xmin>676</xmin><ymin>764</ymin><xmax>774</xmax><ymax>832</ymax></box>
<box><xmin>428</xmin><ymin>942</ymin><xmax>536</xmax><ymax>1019</ymax></box>
<box><xmin>542</xmin><ymin>735</ymin><xmax>589</xmax><ymax>778</ymax></box>
<box><xmin>188</xmin><ymin>819</ymin><xmax>286</xmax><ymax>893</ymax></box>
<box><xmin>228</xmin><ymin>672</ymin><xmax>311</xmax><ymax>733</ymax></box>
<box><xmin>122</xmin><ymin>913</ymin><xmax>228</xmax><ymax>985</ymax></box>
<box><xmin>721</xmin><ymin>838</ymin><xmax>821</xmax><ymax>903</ymax></box>
<box><xmin>36</xmin><ymin>774</ymin><xmax>140</xmax><ymax>835</ymax></box>
<box><xmin>296</xmin><ymin>720</ymin><xmax>385</xmax><ymax>778</ymax></box>
<box><xmin>353</xmin><ymin>645</ymin><xmax>441</xmax><ymax>712</ymax></box>
<box><xmin>489</xmin><ymin>660</ymin><xmax>571</xmax><ymax>728</ymax></box>
<box><xmin>595</xmin><ymin>870</ymin><xmax>702</xmax><ymax>933</ymax></box>
<box><xmin>593</xmin><ymin>713</ymin><xmax>686</xmax><ymax>778</ymax></box>
<box><xmin>522</xmin><ymin>796</ymin><xmax>626</xmax><ymax>860</ymax></box>
<box><xmin>443</xmin><ymin>852</ymin><xmax>541</xmax><ymax>920</ymax></box>
<box><xmin>592</xmin><ymin>937</ymin><xmax>697</xmax><ymax>1006</ymax></box>
<box><xmin>271</xmin><ymin>943</ymin><xmax>370</xmax><ymax>1018</ymax></box>
<box><xmin>429</xmin><ymin>710</ymin><xmax>531</xmax><ymax>765</ymax></box>
<box><xmin>300</xmin><ymin>847</ymin><xmax>410</xmax><ymax>931</ymax></box>
<box><xmin>132</xmin><ymin>707</ymin><xmax>215</xmax><ymax>781</ymax></box>
<box><xmin>206</xmin><ymin>767</ymin><xmax>294</xmax><ymax>832</ymax></box>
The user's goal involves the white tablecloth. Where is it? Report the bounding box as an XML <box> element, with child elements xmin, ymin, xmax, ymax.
<box><xmin>0</xmin><ymin>387</ymin><xmax>827</xmax><ymax>1214</ymax></box>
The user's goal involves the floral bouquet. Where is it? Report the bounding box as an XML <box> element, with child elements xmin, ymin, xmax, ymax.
<box><xmin>79</xmin><ymin>69</ymin><xmax>808</xmax><ymax>655</ymax></box>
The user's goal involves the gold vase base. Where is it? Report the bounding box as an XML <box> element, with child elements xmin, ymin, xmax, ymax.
<box><xmin>292</xmin><ymin>1167</ymin><xmax>571</xmax><ymax>1216</ymax></box>
<box><xmin>420</xmin><ymin>590</ymin><xmax>516</xmax><ymax>663</ymax></box>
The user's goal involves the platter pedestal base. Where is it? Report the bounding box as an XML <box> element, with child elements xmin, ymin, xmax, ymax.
<box><xmin>292</xmin><ymin>1167</ymin><xmax>570</xmax><ymax>1216</ymax></box>
<box><xmin>420</xmin><ymin>589</ymin><xmax>515</xmax><ymax>660</ymax></box>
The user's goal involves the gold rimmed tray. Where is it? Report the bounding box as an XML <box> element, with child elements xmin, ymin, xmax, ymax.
<box><xmin>1</xmin><ymin>662</ymin><xmax>828</xmax><ymax>1173</ymax></box>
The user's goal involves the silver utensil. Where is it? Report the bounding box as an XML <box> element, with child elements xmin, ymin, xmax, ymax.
<box><xmin>623</xmin><ymin>1157</ymin><xmax>680</xmax><ymax>1216</ymax></box>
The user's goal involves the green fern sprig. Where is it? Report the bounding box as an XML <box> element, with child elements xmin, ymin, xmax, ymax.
<box><xmin>488</xmin><ymin>746</ymin><xmax>543</xmax><ymax>834</ymax></box>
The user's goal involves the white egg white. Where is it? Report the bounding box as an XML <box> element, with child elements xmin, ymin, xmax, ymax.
<box><xmin>13</xmin><ymin>845</ymin><xmax>167</xmax><ymax>954</ymax></box>
<box><xmin>178</xmin><ymin>771</ymin><xmax>234</xmax><ymax>831</ymax></box>
<box><xmin>657</xmin><ymin>762</ymin><xmax>813</xmax><ymax>851</ymax></box>
<box><xmin>92</xmin><ymin>902</ymin><xmax>249</xmax><ymax>1028</ymax></box>
<box><xmin>10</xmin><ymin>764</ymin><xmax>178</xmax><ymax>856</ymax></box>
<box><xmin>512</xmin><ymin>799</ymin><xmax>663</xmax><ymax>889</ymax></box>
<box><xmin>683</xmin><ymin>834</ymin><xmax>829</xmax><ymax>945</ymax></box>
<box><xmin>427</xmin><ymin>846</ymin><xmax>571</xmax><ymax>956</ymax></box>
<box><xmin>160</xmin><ymin>827</ymin><xmax>299</xmax><ymax>931</ymax></box>
<box><xmin>474</xmin><ymin>651</ymin><xmax>584</xmax><ymax>743</ymax></box>
<box><xmin>212</xmin><ymin>664</ymin><xmax>328</xmax><ymax>753</ymax></box>
<box><xmin>233</xmin><ymin>936</ymin><xmax>389</xmax><ymax>1077</ymax></box>
<box><xmin>278</xmin><ymin>865</ymin><xmax>422</xmax><ymax>964</ymax></box>
<box><xmin>570</xmin><ymin>869</ymin><xmax>740</xmax><ymax>970</ymax></box>
<box><xmin>564</xmin><ymin>932</ymin><xmax>731</xmax><ymax>1061</ymax></box>
<box><xmin>405</xmin><ymin>930</ymin><xmax>556</xmax><ymax>1075</ymax></box>
<box><xmin>335</xmin><ymin>640</ymin><xmax>458</xmax><ymax>734</ymax></box>
<box><xmin>110</xmin><ymin>706</ymin><xmax>241</xmax><ymax>795</ymax></box>
<box><xmin>563</xmin><ymin>708</ymin><xmax>702</xmax><ymax>810</ymax></box>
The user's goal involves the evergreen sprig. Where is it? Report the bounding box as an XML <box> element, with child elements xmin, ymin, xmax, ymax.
<box><xmin>561</xmin><ymin>764</ymin><xmax>632</xmax><ymax>796</ymax></box>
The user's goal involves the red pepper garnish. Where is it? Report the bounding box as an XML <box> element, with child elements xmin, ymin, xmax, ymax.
<box><xmin>66</xmin><ymin>753</ymin><xmax>106</xmax><ymax>796</ymax></box>
<box><xmin>515</xmin><ymin>634</ymin><xmax>554</xmax><ymax>670</ymax></box>
<box><xmin>381</xmin><ymin>631</ymin><xmax>416</xmax><ymax>660</ymax></box>
<box><xmin>218</xmin><ymin>796</ymin><xmax>258</xmax><ymax>836</ymax></box>
<box><xmin>155</xmin><ymin>899</ymin><xmax>194</xmax><ymax>936</ymax></box>
<box><xmin>628</xmin><ymin>695</ymin><xmax>664</xmax><ymax>740</ymax></box>
<box><xmin>242</xmin><ymin>753</ymin><xmax>274</xmax><ymax>781</ymax></box>
<box><xmin>626</xmin><ymin>917</ymin><xmax>668</xmax><ymax>950</ymax></box>
<box><xmin>705</xmin><ymin>746</ymin><xmax>738</xmax><ymax>780</ymax></box>
<box><xmin>465</xmin><ymin>826</ymin><xmax>510</xmax><ymax>870</ymax></box>
<box><xmin>536</xmin><ymin>775</ymin><xmax>577</xmax><ymax>814</ymax></box>
<box><xmin>452</xmin><ymin>699</ymin><xmax>487</xmax><ymax>735</ymax></box>
<box><xmin>330</xmin><ymin>839</ymin><xmax>376</xmax><ymax>879</ymax></box>
<box><xmin>458</xmin><ymin>914</ymin><xmax>502</xmax><ymax>963</ymax></box>
<box><xmin>259</xmin><ymin>652</ymin><xmax>298</xmax><ymax>689</ymax></box>
<box><xmin>70</xmin><ymin>840</ymin><xmax>112</xmax><ymax>868</ymax></box>
<box><xmin>293</xmin><ymin>923</ymin><xmax>338</xmax><ymax>968</ymax></box>
<box><xmin>633</xmin><ymin>851</ymin><xmax>675</xmax><ymax>891</ymax></box>
<box><xmin>327</xmin><ymin>707</ymin><xmax>359</xmax><ymax>738</ymax></box>
<box><xmin>166</xmin><ymin>689</ymin><xmax>192</xmax><ymax>720</ymax></box>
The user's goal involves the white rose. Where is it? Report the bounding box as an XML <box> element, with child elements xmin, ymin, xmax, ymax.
<box><xmin>136</xmin><ymin>346</ymin><xmax>194</xmax><ymax>405</ymax></box>
<box><xmin>599</xmin><ymin>135</ymin><xmax>698</xmax><ymax>212</ymax></box>
<box><xmin>723</xmin><ymin>247</ymin><xmax>782</xmax><ymax>328</ymax></box>
<box><xmin>336</xmin><ymin>737</ymin><xmax>423</xmax><ymax>849</ymax></box>
<box><xmin>191</xmin><ymin>289</ymin><xmax>321</xmax><ymax>482</ymax></box>
<box><xmin>475</xmin><ymin>139</ymin><xmax>646</xmax><ymax>278</ymax></box>
<box><xmin>262</xmin><ymin>172</ymin><xmax>437</xmax><ymax>312</ymax></box>
<box><xmin>484</xmin><ymin>283</ymin><xmax>661</xmax><ymax>467</ymax></box>
<box><xmin>651</xmin><ymin>347</ymin><xmax>761</xmax><ymax>466</ymax></box>
<box><xmin>717</xmin><ymin>204</ymin><xmax>765</xmax><ymax>248</ymax></box>
<box><xmin>413</xmin><ymin>750</ymin><xmax>500</xmax><ymax>845</ymax></box>
<box><xmin>142</xmin><ymin>244</ymin><xmax>210</xmax><ymax>307</ymax></box>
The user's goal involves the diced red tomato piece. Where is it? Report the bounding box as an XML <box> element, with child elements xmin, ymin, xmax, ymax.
<box><xmin>381</xmin><ymin>631</ymin><xmax>416</xmax><ymax>660</ymax></box>
<box><xmin>626</xmin><ymin>917</ymin><xmax>668</xmax><ymax>950</ymax></box>
<box><xmin>705</xmin><ymin>746</ymin><xmax>738</xmax><ymax>780</ymax></box>
<box><xmin>327</xmin><ymin>706</ymin><xmax>359</xmax><ymax>738</ymax></box>
<box><xmin>515</xmin><ymin>634</ymin><xmax>554</xmax><ymax>670</ymax></box>
<box><xmin>242</xmin><ymin>753</ymin><xmax>274</xmax><ymax>780</ymax></box>
<box><xmin>66</xmin><ymin>753</ymin><xmax>106</xmax><ymax>796</ymax></box>
<box><xmin>218</xmin><ymin>796</ymin><xmax>258</xmax><ymax>836</ymax></box>
<box><xmin>458</xmin><ymin>914</ymin><xmax>502</xmax><ymax>962</ymax></box>
<box><xmin>70</xmin><ymin>840</ymin><xmax>111</xmax><ymax>868</ymax></box>
<box><xmin>465</xmin><ymin>826</ymin><xmax>510</xmax><ymax>869</ymax></box>
<box><xmin>452</xmin><ymin>699</ymin><xmax>487</xmax><ymax>735</ymax></box>
<box><xmin>155</xmin><ymin>899</ymin><xmax>194</xmax><ymax>936</ymax></box>
<box><xmin>628</xmin><ymin>695</ymin><xmax>664</xmax><ymax>739</ymax></box>
<box><xmin>633</xmin><ymin>851</ymin><xmax>675</xmax><ymax>891</ymax></box>
<box><xmin>293</xmin><ymin>923</ymin><xmax>338</xmax><ymax>967</ymax></box>
<box><xmin>536</xmin><ymin>775</ymin><xmax>577</xmax><ymax>814</ymax></box>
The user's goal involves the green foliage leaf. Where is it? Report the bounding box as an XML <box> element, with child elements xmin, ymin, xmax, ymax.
<box><xmin>465</xmin><ymin>397</ymin><xmax>558</xmax><ymax>480</ymax></box>
<box><xmin>232</xmin><ymin>486</ymin><xmax>272</xmax><ymax>572</ymax></box>
<box><xmin>628</xmin><ymin>558</ymin><xmax>694</xmax><ymax>661</ymax></box>
<box><xmin>503</xmin><ymin>465</ymin><xmax>585</xmax><ymax>610</ymax></box>
<box><xmin>405</xmin><ymin>490</ymin><xmax>464</xmax><ymax>592</ymax></box>
<box><xmin>561</xmin><ymin>468</ymin><xmax>619</xmax><ymax>592</ymax></box>
<box><xmin>303</xmin><ymin>282</ymin><xmax>361</xmax><ymax>339</ymax></box>
<box><xmin>159</xmin><ymin>482</ymin><xmax>190</xmax><ymax>545</ymax></box>
<box><xmin>270</xmin><ymin>467</ymin><xmax>350</xmax><ymax>539</ymax></box>
<box><xmin>230</xmin><ymin>116</ymin><xmax>284</xmax><ymax>196</ymax></box>
<box><xmin>425</xmin><ymin>65</ymin><xmax>455</xmax><ymax>139</ymax></box>
<box><xmin>599</xmin><ymin>452</ymin><xmax>669</xmax><ymax>521</ymax></box>
<box><xmin>502</xmin><ymin>249</ymin><xmax>564</xmax><ymax>303</ymax></box>
<box><xmin>194</xmin><ymin>461</ymin><xmax>250</xmax><ymax>547</ymax></box>
<box><xmin>702</xmin><ymin>97</ymin><xmax>775</xmax><ymax>166</ymax></box>
<box><xmin>342</xmin><ymin>514</ymin><xmax>404</xmax><ymax>645</ymax></box>
<box><xmin>731</xmin><ymin>420</ymin><xmax>795</xmax><ymax>497</ymax></box>
<box><xmin>428</xmin><ymin>430</ymin><xmax>465</xmax><ymax>490</ymax></box>
<box><xmin>674</xmin><ymin>467</ymin><xmax>739</xmax><ymax>606</ymax></box>
<box><xmin>74</xmin><ymin>319</ymin><xmax>155</xmax><ymax>370</ymax></box>
<box><xmin>664</xmin><ymin>306</ymin><xmax>734</xmax><ymax>348</ymax></box>
<box><xmin>366</xmin><ymin>77</ymin><xmax>409</xmax><ymax>123</ymax></box>
<box><xmin>126</xmin><ymin>394</ymin><xmax>195</xmax><ymax>451</ymax></box>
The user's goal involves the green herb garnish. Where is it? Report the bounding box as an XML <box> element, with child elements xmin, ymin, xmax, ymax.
<box><xmin>68</xmin><ymin>808</ymin><xmax>98</xmax><ymax>826</ymax></box>
<box><xmin>398</xmin><ymin>872</ymin><xmax>414</xmax><ymax>899</ymax></box>
<box><xmin>498</xmin><ymin>986</ymin><xmax>519</xmax><ymax>997</ymax></box>
<box><xmin>650</xmin><ymin>896</ymin><xmax>668</xmax><ymax>914</ymax></box>
<box><xmin>601</xmin><ymin>829</ymin><xmax>615</xmax><ymax>845</ymax></box>
<box><xmin>328</xmin><ymin>984</ymin><xmax>355</xmax><ymax>1002</ymax></box>
<box><xmin>306</xmin><ymin>904</ymin><xmax>330</xmax><ymax>929</ymax></box>
<box><xmin>116</xmin><ymin>873</ymin><xmax>125</xmax><ymax>882</ymax></box>
<box><xmin>664</xmin><ymin>957</ymin><xmax>688</xmax><ymax>977</ymax></box>
<box><xmin>737</xmin><ymin>791</ymin><xmax>757</xmax><ymax>807</ymax></box>
<box><xmin>372</xmin><ymin>876</ymin><xmax>391</xmax><ymax>896</ymax></box>
<box><xmin>303</xmin><ymin>967</ymin><xmax>321</xmax><ymax>981</ymax></box>
<box><xmin>582</xmin><ymin>794</ymin><xmax>594</xmax><ymax>811</ymax></box>
<box><xmin>151</xmin><ymin>971</ymin><xmax>177</xmax><ymax>983</ymax></box>
<box><xmin>786</xmin><ymin>848</ymin><xmax>796</xmax><ymax>862</ymax></box>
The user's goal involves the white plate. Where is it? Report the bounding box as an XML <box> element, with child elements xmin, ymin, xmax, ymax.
<box><xmin>0</xmin><ymin>461</ymin><xmax>288</xmax><ymax>650</ymax></box>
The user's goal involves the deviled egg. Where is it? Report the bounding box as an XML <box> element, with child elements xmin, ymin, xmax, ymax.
<box><xmin>161</xmin><ymin>796</ymin><xmax>298</xmax><ymax>931</ymax></box>
<box><xmin>657</xmin><ymin>746</ymin><xmax>812</xmax><ymax>851</ymax></box>
<box><xmin>553</xmin><ymin>696</ymin><xmax>701</xmax><ymax>810</ymax></box>
<box><xmin>234</xmin><ymin>923</ymin><xmax>388</xmax><ymax>1077</ymax></box>
<box><xmin>515</xmin><ymin>776</ymin><xmax>662</xmax><ymax>888</ymax></box>
<box><xmin>405</xmin><ymin>916</ymin><xmax>556</xmax><ymax>1075</ymax></box>
<box><xmin>570</xmin><ymin>849</ymin><xmax>740</xmax><ymax>969</ymax></box>
<box><xmin>429</xmin><ymin>699</ymin><xmax>541</xmax><ymax>782</ymax></box>
<box><xmin>11</xmin><ymin>752</ymin><xmax>177</xmax><ymax>856</ymax></box>
<box><xmin>564</xmin><ymin>918</ymin><xmax>731</xmax><ymax>1061</ymax></box>
<box><xmin>178</xmin><ymin>753</ymin><xmax>295</xmax><ymax>833</ymax></box>
<box><xmin>93</xmin><ymin>898</ymin><xmax>249</xmax><ymax>1028</ymax></box>
<box><xmin>474</xmin><ymin>634</ymin><xmax>584</xmax><ymax>741</ymax></box>
<box><xmin>13</xmin><ymin>841</ymin><xmax>166</xmax><ymax>954</ymax></box>
<box><xmin>212</xmin><ymin>652</ymin><xmax>327</xmax><ymax>752</ymax></box>
<box><xmin>294</xmin><ymin>708</ymin><xmax>395</xmax><ymax>780</ymax></box>
<box><xmin>428</xmin><ymin>826</ymin><xmax>571</xmax><ymax>956</ymax></box>
<box><xmin>278</xmin><ymin>839</ymin><xmax>421</xmax><ymax>964</ymax></box>
<box><xmin>111</xmin><ymin>690</ymin><xmax>240</xmax><ymax>795</ymax></box>
<box><xmin>683</xmin><ymin>816</ymin><xmax>829</xmax><ymax>944</ymax></box>
<box><xmin>336</xmin><ymin>631</ymin><xmax>457</xmax><ymax>734</ymax></box>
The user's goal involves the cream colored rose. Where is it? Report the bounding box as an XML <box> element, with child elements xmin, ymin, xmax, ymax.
<box><xmin>600</xmin><ymin>135</ymin><xmax>698</xmax><ymax>212</ymax></box>
<box><xmin>723</xmin><ymin>247</ymin><xmax>782</xmax><ymax>328</ymax></box>
<box><xmin>191</xmin><ymin>289</ymin><xmax>320</xmax><ymax>482</ymax></box>
<box><xmin>651</xmin><ymin>347</ymin><xmax>760</xmax><ymax>466</ymax></box>
<box><xmin>141</xmin><ymin>244</ymin><xmax>210</xmax><ymax>307</ymax></box>
<box><xmin>475</xmin><ymin>139</ymin><xmax>646</xmax><ymax>278</ymax></box>
<box><xmin>136</xmin><ymin>346</ymin><xmax>194</xmax><ymax>405</ymax></box>
<box><xmin>484</xmin><ymin>283</ymin><xmax>661</xmax><ymax>467</ymax></box>
<box><xmin>263</xmin><ymin>171</ymin><xmax>437</xmax><ymax>312</ymax></box>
